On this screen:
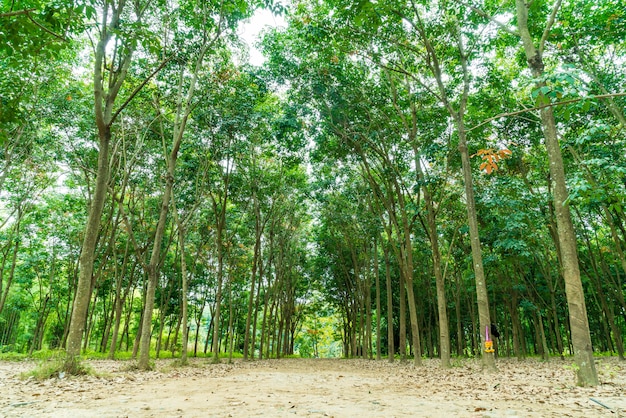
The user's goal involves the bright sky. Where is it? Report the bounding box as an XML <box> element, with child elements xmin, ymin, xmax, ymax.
<box><xmin>239</xmin><ymin>9</ymin><xmax>287</xmax><ymax>66</ymax></box>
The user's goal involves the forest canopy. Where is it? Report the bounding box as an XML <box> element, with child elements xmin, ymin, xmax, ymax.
<box><xmin>0</xmin><ymin>0</ymin><xmax>624</xmax><ymax>387</ymax></box>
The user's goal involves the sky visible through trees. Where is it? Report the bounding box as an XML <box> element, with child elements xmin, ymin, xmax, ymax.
<box><xmin>0</xmin><ymin>0</ymin><xmax>625</xmax><ymax>387</ymax></box>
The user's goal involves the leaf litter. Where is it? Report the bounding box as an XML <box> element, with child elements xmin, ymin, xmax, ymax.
<box><xmin>0</xmin><ymin>357</ymin><xmax>624</xmax><ymax>417</ymax></box>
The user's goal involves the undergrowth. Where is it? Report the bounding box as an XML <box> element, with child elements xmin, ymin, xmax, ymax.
<box><xmin>20</xmin><ymin>352</ymin><xmax>93</xmax><ymax>380</ymax></box>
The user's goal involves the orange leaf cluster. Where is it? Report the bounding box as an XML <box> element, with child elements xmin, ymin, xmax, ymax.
<box><xmin>472</xmin><ymin>148</ymin><xmax>512</xmax><ymax>174</ymax></box>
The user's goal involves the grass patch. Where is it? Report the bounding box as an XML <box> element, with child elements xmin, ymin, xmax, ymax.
<box><xmin>81</xmin><ymin>350</ymin><xmax>137</xmax><ymax>360</ymax></box>
<box><xmin>20</xmin><ymin>353</ymin><xmax>93</xmax><ymax>380</ymax></box>
<box><xmin>0</xmin><ymin>352</ymin><xmax>28</xmax><ymax>361</ymax></box>
<box><xmin>167</xmin><ymin>358</ymin><xmax>189</xmax><ymax>368</ymax></box>
<box><xmin>118</xmin><ymin>361</ymin><xmax>144</xmax><ymax>372</ymax></box>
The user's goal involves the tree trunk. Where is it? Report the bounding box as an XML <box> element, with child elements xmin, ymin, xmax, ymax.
<box><xmin>383</xmin><ymin>240</ymin><xmax>394</xmax><ymax>362</ymax></box>
<box><xmin>510</xmin><ymin>293</ymin><xmax>522</xmax><ymax>360</ymax></box>
<box><xmin>536</xmin><ymin>311</ymin><xmax>550</xmax><ymax>361</ymax></box>
<box><xmin>415</xmin><ymin>14</ymin><xmax>494</xmax><ymax>370</ymax></box>
<box><xmin>416</xmin><ymin>153</ymin><xmax>450</xmax><ymax>367</ymax></box>
<box><xmin>0</xmin><ymin>208</ymin><xmax>22</xmax><ymax>317</ymax></box>
<box><xmin>132</xmin><ymin>283</ymin><xmax>147</xmax><ymax>359</ymax></box>
<box><xmin>65</xmin><ymin>128</ymin><xmax>110</xmax><ymax>371</ymax></box>
<box><xmin>64</xmin><ymin>0</ymin><xmax>141</xmax><ymax>372</ymax></box>
<box><xmin>455</xmin><ymin>273</ymin><xmax>464</xmax><ymax>356</ymax></box>
<box><xmin>137</xmin><ymin>23</ymin><xmax>214</xmax><ymax>368</ymax></box>
<box><xmin>139</xmin><ymin>180</ymin><xmax>172</xmax><ymax>369</ymax></box>
<box><xmin>399</xmin><ymin>268</ymin><xmax>406</xmax><ymax>360</ymax></box>
<box><xmin>365</xmin><ymin>263</ymin><xmax>372</xmax><ymax>359</ymax></box>
<box><xmin>374</xmin><ymin>238</ymin><xmax>382</xmax><ymax>360</ymax></box>
<box><xmin>211</xmin><ymin>200</ymin><xmax>227</xmax><ymax>363</ymax></box>
<box><xmin>464</xmin><ymin>293</ymin><xmax>475</xmax><ymax>356</ymax></box>
<box><xmin>244</xmin><ymin>191</ymin><xmax>262</xmax><ymax>360</ymax></box>
<box><xmin>171</xmin><ymin>194</ymin><xmax>190</xmax><ymax>364</ymax></box>
<box><xmin>250</xmin><ymin>256</ymin><xmax>264</xmax><ymax>359</ymax></box>
<box><xmin>204</xmin><ymin>304</ymin><xmax>215</xmax><ymax>354</ymax></box>
<box><xmin>515</xmin><ymin>0</ymin><xmax>598</xmax><ymax>386</ymax></box>
<box><xmin>225</xmin><ymin>273</ymin><xmax>235</xmax><ymax>362</ymax></box>
<box><xmin>457</xmin><ymin>127</ymin><xmax>496</xmax><ymax>371</ymax></box>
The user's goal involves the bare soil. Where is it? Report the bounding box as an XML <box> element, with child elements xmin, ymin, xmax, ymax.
<box><xmin>1</xmin><ymin>357</ymin><xmax>625</xmax><ymax>417</ymax></box>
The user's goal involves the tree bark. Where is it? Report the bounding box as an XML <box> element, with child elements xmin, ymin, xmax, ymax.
<box><xmin>137</xmin><ymin>29</ymin><xmax>213</xmax><ymax>368</ymax></box>
<box><xmin>383</xmin><ymin>239</ymin><xmax>395</xmax><ymax>362</ymax></box>
<box><xmin>457</xmin><ymin>127</ymin><xmax>496</xmax><ymax>371</ymax></box>
<box><xmin>374</xmin><ymin>238</ymin><xmax>382</xmax><ymax>360</ymax></box>
<box><xmin>416</xmin><ymin>151</ymin><xmax>450</xmax><ymax>368</ymax></box>
<box><xmin>0</xmin><ymin>208</ymin><xmax>22</xmax><ymax>317</ymax></box>
<box><xmin>411</xmin><ymin>12</ymin><xmax>495</xmax><ymax>371</ymax></box>
<box><xmin>515</xmin><ymin>0</ymin><xmax>598</xmax><ymax>386</ymax></box>
<box><xmin>244</xmin><ymin>189</ymin><xmax>264</xmax><ymax>360</ymax></box>
<box><xmin>64</xmin><ymin>0</ymin><xmax>141</xmax><ymax>373</ymax></box>
<box><xmin>65</xmin><ymin>126</ymin><xmax>111</xmax><ymax>371</ymax></box>
<box><xmin>171</xmin><ymin>193</ymin><xmax>190</xmax><ymax>364</ymax></box>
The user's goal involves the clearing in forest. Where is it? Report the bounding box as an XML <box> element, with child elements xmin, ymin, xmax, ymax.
<box><xmin>1</xmin><ymin>357</ymin><xmax>625</xmax><ymax>417</ymax></box>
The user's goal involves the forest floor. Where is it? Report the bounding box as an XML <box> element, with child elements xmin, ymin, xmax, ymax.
<box><xmin>1</xmin><ymin>356</ymin><xmax>625</xmax><ymax>417</ymax></box>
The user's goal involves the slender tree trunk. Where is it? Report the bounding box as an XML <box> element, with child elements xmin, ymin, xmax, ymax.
<box><xmin>467</xmin><ymin>293</ymin><xmax>478</xmax><ymax>356</ymax></box>
<box><xmin>514</xmin><ymin>0</ymin><xmax>598</xmax><ymax>386</ymax></box>
<box><xmin>416</xmin><ymin>14</ymin><xmax>494</xmax><ymax>370</ymax></box>
<box><xmin>251</xmin><ymin>258</ymin><xmax>264</xmax><ymax>359</ymax></box>
<box><xmin>399</xmin><ymin>269</ymin><xmax>406</xmax><ymax>360</ymax></box>
<box><xmin>0</xmin><ymin>208</ymin><xmax>22</xmax><ymax>317</ymax></box>
<box><xmin>108</xmin><ymin>278</ymin><xmax>124</xmax><ymax>359</ymax></box>
<box><xmin>536</xmin><ymin>311</ymin><xmax>550</xmax><ymax>361</ymax></box>
<box><xmin>538</xmin><ymin>251</ymin><xmax>565</xmax><ymax>357</ymax></box>
<box><xmin>510</xmin><ymin>292</ymin><xmax>522</xmax><ymax>360</ymax></box>
<box><xmin>211</xmin><ymin>206</ymin><xmax>226</xmax><ymax>363</ymax></box>
<box><xmin>259</xmin><ymin>295</ymin><xmax>267</xmax><ymax>360</ymax></box>
<box><xmin>65</xmin><ymin>0</ymin><xmax>140</xmax><ymax>372</ymax></box>
<box><xmin>244</xmin><ymin>193</ymin><xmax>262</xmax><ymax>360</ymax></box>
<box><xmin>365</xmin><ymin>264</ymin><xmax>372</xmax><ymax>359</ymax></box>
<box><xmin>132</xmin><ymin>283</ymin><xmax>146</xmax><ymax>359</ymax></box>
<box><xmin>225</xmin><ymin>274</ymin><xmax>235</xmax><ymax>362</ymax></box>
<box><xmin>416</xmin><ymin>154</ymin><xmax>450</xmax><ymax>367</ymax></box>
<box><xmin>66</xmin><ymin>129</ymin><xmax>110</xmax><ymax>370</ymax></box>
<box><xmin>457</xmin><ymin>127</ymin><xmax>495</xmax><ymax>371</ymax></box>
<box><xmin>100</xmin><ymin>291</ymin><xmax>114</xmax><ymax>353</ymax></box>
<box><xmin>455</xmin><ymin>273</ymin><xmax>464</xmax><ymax>356</ymax></box>
<box><xmin>138</xmin><ymin>23</ymin><xmax>214</xmax><ymax>369</ymax></box>
<box><xmin>203</xmin><ymin>304</ymin><xmax>215</xmax><ymax>354</ymax></box>
<box><xmin>29</xmin><ymin>295</ymin><xmax>50</xmax><ymax>355</ymax></box>
<box><xmin>171</xmin><ymin>195</ymin><xmax>190</xmax><ymax>364</ymax></box>
<box><xmin>138</xmin><ymin>133</ymin><xmax>175</xmax><ymax>369</ymax></box>
<box><xmin>170</xmin><ymin>314</ymin><xmax>181</xmax><ymax>357</ymax></box>
<box><xmin>106</xmin><ymin>250</ymin><xmax>123</xmax><ymax>357</ymax></box>
<box><xmin>374</xmin><ymin>238</ymin><xmax>382</xmax><ymax>360</ymax></box>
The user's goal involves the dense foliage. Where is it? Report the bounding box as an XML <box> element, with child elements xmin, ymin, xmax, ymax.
<box><xmin>1</xmin><ymin>0</ymin><xmax>624</xmax><ymax>385</ymax></box>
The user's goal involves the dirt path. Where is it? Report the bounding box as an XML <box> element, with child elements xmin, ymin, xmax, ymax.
<box><xmin>1</xmin><ymin>357</ymin><xmax>625</xmax><ymax>417</ymax></box>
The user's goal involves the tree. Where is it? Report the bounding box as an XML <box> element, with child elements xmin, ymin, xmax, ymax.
<box><xmin>469</xmin><ymin>0</ymin><xmax>599</xmax><ymax>386</ymax></box>
<box><xmin>65</xmin><ymin>0</ymin><xmax>170</xmax><ymax>372</ymax></box>
<box><xmin>136</xmin><ymin>0</ymin><xmax>250</xmax><ymax>370</ymax></box>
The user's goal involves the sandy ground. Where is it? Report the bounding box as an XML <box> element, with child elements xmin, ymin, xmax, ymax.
<box><xmin>1</xmin><ymin>356</ymin><xmax>625</xmax><ymax>417</ymax></box>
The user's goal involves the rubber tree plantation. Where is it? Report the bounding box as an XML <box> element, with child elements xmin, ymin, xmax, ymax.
<box><xmin>2</xmin><ymin>0</ymin><xmax>626</xmax><ymax>391</ymax></box>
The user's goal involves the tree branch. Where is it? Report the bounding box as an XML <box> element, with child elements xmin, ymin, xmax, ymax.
<box><xmin>539</xmin><ymin>0</ymin><xmax>562</xmax><ymax>55</ymax></box>
<box><xmin>455</xmin><ymin>0</ymin><xmax>519</xmax><ymax>37</ymax></box>
<box><xmin>110</xmin><ymin>56</ymin><xmax>173</xmax><ymax>124</ymax></box>
<box><xmin>0</xmin><ymin>9</ymin><xmax>36</xmax><ymax>18</ymax></box>
<box><xmin>467</xmin><ymin>92</ymin><xmax>626</xmax><ymax>132</ymax></box>
<box><xmin>2</xmin><ymin>8</ymin><xmax>68</xmax><ymax>41</ymax></box>
<box><xmin>25</xmin><ymin>13</ymin><xmax>68</xmax><ymax>41</ymax></box>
